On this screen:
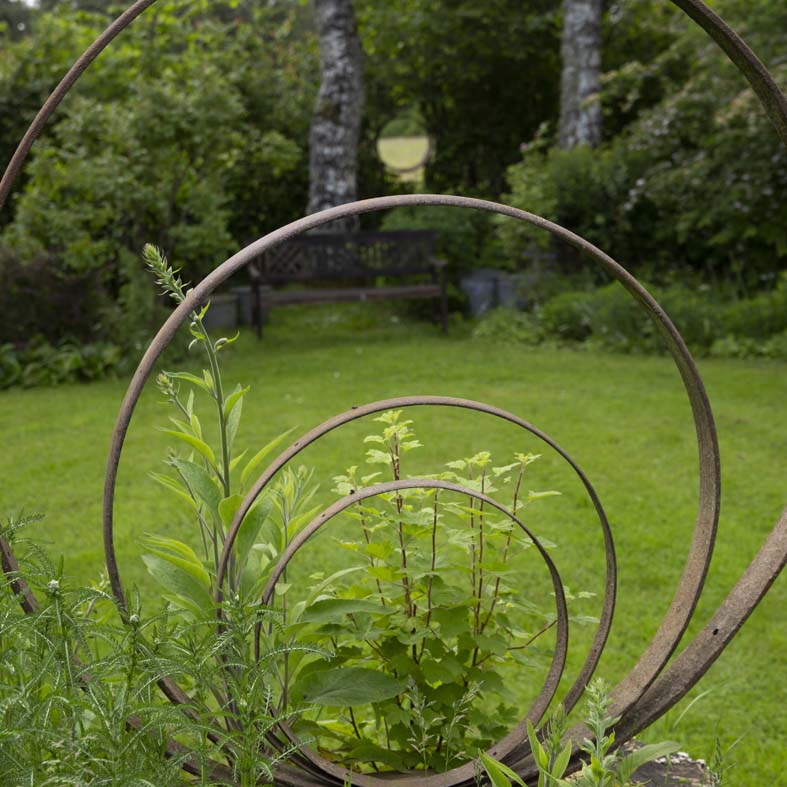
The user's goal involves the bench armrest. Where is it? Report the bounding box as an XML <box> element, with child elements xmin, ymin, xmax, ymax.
<box><xmin>430</xmin><ymin>256</ymin><xmax>448</xmax><ymax>270</ymax></box>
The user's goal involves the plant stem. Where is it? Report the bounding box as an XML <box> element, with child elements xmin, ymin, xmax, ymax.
<box><xmin>359</xmin><ymin>506</ymin><xmax>386</xmax><ymax>607</ymax></box>
<box><xmin>197</xmin><ymin>316</ymin><xmax>231</xmax><ymax>498</ymax></box>
<box><xmin>391</xmin><ymin>435</ymin><xmax>413</xmax><ymax>617</ymax></box>
<box><xmin>481</xmin><ymin>460</ymin><xmax>525</xmax><ymax>634</ymax></box>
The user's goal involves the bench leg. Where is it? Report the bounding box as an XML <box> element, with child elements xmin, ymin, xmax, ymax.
<box><xmin>439</xmin><ymin>276</ymin><xmax>448</xmax><ymax>333</ymax></box>
<box><xmin>252</xmin><ymin>282</ymin><xmax>262</xmax><ymax>339</ymax></box>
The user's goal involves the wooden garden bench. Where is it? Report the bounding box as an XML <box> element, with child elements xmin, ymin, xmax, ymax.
<box><xmin>248</xmin><ymin>230</ymin><xmax>448</xmax><ymax>337</ymax></box>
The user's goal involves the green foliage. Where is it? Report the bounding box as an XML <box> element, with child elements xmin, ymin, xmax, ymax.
<box><xmin>139</xmin><ymin>251</ymin><xmax>580</xmax><ymax>775</ymax></box>
<box><xmin>472</xmin><ymin>308</ymin><xmax>543</xmax><ymax>346</ymax></box>
<box><xmin>356</xmin><ymin>0</ymin><xmax>560</xmax><ymax>197</ymax></box>
<box><xmin>478</xmin><ymin>680</ymin><xmax>679</xmax><ymax>787</ymax></box>
<box><xmin>538</xmin><ymin>291</ymin><xmax>595</xmax><ymax>343</ymax></box>
<box><xmin>278</xmin><ymin>412</ymin><xmax>571</xmax><ymax>773</ymax></box>
<box><xmin>0</xmin><ymin>337</ymin><xmax>125</xmax><ymax>389</ymax></box>
<box><xmin>380</xmin><ymin>205</ymin><xmax>498</xmax><ymax>278</ymax></box>
<box><xmin>0</xmin><ymin>514</ymin><xmax>318</xmax><ymax>787</ymax></box>
<box><xmin>499</xmin><ymin>0</ymin><xmax>787</xmax><ymax>289</ymax></box>
<box><xmin>0</xmin><ymin>542</ymin><xmax>188</xmax><ymax>785</ymax></box>
<box><xmin>1</xmin><ymin>1</ymin><xmax>315</xmax><ymax>347</ymax></box>
<box><xmin>475</xmin><ymin>273</ymin><xmax>787</xmax><ymax>360</ymax></box>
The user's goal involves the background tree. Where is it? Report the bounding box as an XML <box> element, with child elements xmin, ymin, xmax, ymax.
<box><xmin>558</xmin><ymin>0</ymin><xmax>603</xmax><ymax>149</ymax></box>
<box><xmin>307</xmin><ymin>0</ymin><xmax>365</xmax><ymax>230</ymax></box>
<box><xmin>0</xmin><ymin>0</ymin><xmax>30</xmax><ymax>39</ymax></box>
<box><xmin>0</xmin><ymin>0</ymin><xmax>317</xmax><ymax>348</ymax></box>
<box><xmin>357</xmin><ymin>0</ymin><xmax>559</xmax><ymax>197</ymax></box>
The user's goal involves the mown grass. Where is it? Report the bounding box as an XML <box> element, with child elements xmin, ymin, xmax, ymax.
<box><xmin>1</xmin><ymin>302</ymin><xmax>785</xmax><ymax>784</ymax></box>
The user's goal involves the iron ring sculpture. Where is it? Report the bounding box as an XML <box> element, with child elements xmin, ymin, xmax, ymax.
<box><xmin>260</xmin><ymin>479</ymin><xmax>570</xmax><ymax>787</ymax></box>
<box><xmin>1</xmin><ymin>0</ymin><xmax>786</xmax><ymax>784</ymax></box>
<box><xmin>104</xmin><ymin>190</ymin><xmax>721</xmax><ymax>787</ymax></box>
<box><xmin>213</xmin><ymin>397</ymin><xmax>616</xmax><ymax>787</ymax></box>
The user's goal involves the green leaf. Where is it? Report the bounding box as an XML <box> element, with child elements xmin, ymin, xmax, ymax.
<box><xmin>552</xmin><ymin>741</ymin><xmax>572</xmax><ymax>779</ymax></box>
<box><xmin>166</xmin><ymin>371</ymin><xmax>210</xmax><ymax>393</ymax></box>
<box><xmin>170</xmin><ymin>457</ymin><xmax>221</xmax><ymax>517</ymax></box>
<box><xmin>163</xmin><ymin>429</ymin><xmax>217</xmax><ymax>469</ymax></box>
<box><xmin>141</xmin><ymin>552</ymin><xmax>212</xmax><ymax>616</ymax></box>
<box><xmin>432</xmin><ymin>605</ymin><xmax>469</xmax><ymax>638</ymax></box>
<box><xmin>219</xmin><ymin>495</ymin><xmax>244</xmax><ymax>529</ymax></box>
<box><xmin>292</xmin><ymin>667</ymin><xmax>405</xmax><ymax>707</ymax></box>
<box><xmin>304</xmin><ymin>566</ymin><xmax>365</xmax><ymax>607</ymax></box>
<box><xmin>616</xmin><ymin>741</ymin><xmax>681</xmax><ymax>784</ymax></box>
<box><xmin>225</xmin><ymin>385</ymin><xmax>247</xmax><ymax>450</ymax></box>
<box><xmin>364</xmin><ymin>541</ymin><xmax>393</xmax><ymax>560</ymax></box>
<box><xmin>235</xmin><ymin>498</ymin><xmax>272</xmax><ymax>572</ymax></box>
<box><xmin>299</xmin><ymin>598</ymin><xmax>394</xmax><ymax>624</ymax></box>
<box><xmin>365</xmin><ymin>448</ymin><xmax>391</xmax><ymax>465</ymax></box>
<box><xmin>478</xmin><ymin>751</ymin><xmax>528</xmax><ymax>787</ymax></box>
<box><xmin>229</xmin><ymin>449</ymin><xmax>248</xmax><ymax>473</ymax></box>
<box><xmin>223</xmin><ymin>384</ymin><xmax>250</xmax><ymax>420</ymax></box>
<box><xmin>527</xmin><ymin>490</ymin><xmax>561</xmax><ymax>500</ymax></box>
<box><xmin>526</xmin><ymin>721</ymin><xmax>548</xmax><ymax>770</ymax></box>
<box><xmin>149</xmin><ymin>471</ymin><xmax>197</xmax><ymax>511</ymax></box>
<box><xmin>241</xmin><ymin>428</ymin><xmax>296</xmax><ymax>488</ymax></box>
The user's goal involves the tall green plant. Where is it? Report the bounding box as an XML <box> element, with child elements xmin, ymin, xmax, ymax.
<box><xmin>274</xmin><ymin>412</ymin><xmax>577</xmax><ymax>772</ymax></box>
<box><xmin>479</xmin><ymin>679</ymin><xmax>680</xmax><ymax>787</ymax></box>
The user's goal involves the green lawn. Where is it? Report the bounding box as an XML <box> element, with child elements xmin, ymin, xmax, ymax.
<box><xmin>1</xmin><ymin>303</ymin><xmax>785</xmax><ymax>783</ymax></box>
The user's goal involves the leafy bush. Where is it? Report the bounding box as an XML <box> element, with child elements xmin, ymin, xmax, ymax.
<box><xmin>380</xmin><ymin>205</ymin><xmax>500</xmax><ymax>278</ymax></box>
<box><xmin>475</xmin><ymin>277</ymin><xmax>787</xmax><ymax>360</ymax></box>
<box><xmin>283</xmin><ymin>416</ymin><xmax>571</xmax><ymax>772</ymax></box>
<box><xmin>0</xmin><ymin>245</ymin><xmax>106</xmax><ymax>346</ymax></box>
<box><xmin>139</xmin><ymin>246</ymin><xmax>594</xmax><ymax>775</ymax></box>
<box><xmin>538</xmin><ymin>290</ymin><xmax>595</xmax><ymax>342</ymax></box>
<box><xmin>720</xmin><ymin>273</ymin><xmax>787</xmax><ymax>340</ymax></box>
<box><xmin>0</xmin><ymin>338</ymin><xmax>126</xmax><ymax>390</ymax></box>
<box><xmin>0</xmin><ymin>2</ymin><xmax>314</xmax><ymax>345</ymax></box>
<box><xmin>479</xmin><ymin>679</ymin><xmax>679</xmax><ymax>787</ymax></box>
<box><xmin>0</xmin><ymin>533</ymin><xmax>189</xmax><ymax>786</ymax></box>
<box><xmin>0</xmin><ymin>513</ymin><xmax>314</xmax><ymax>786</ymax></box>
<box><xmin>498</xmin><ymin>1</ymin><xmax>787</xmax><ymax>289</ymax></box>
<box><xmin>472</xmin><ymin>308</ymin><xmax>543</xmax><ymax>345</ymax></box>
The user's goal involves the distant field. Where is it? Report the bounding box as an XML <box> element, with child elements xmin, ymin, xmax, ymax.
<box><xmin>1</xmin><ymin>304</ymin><xmax>785</xmax><ymax>783</ymax></box>
<box><xmin>376</xmin><ymin>135</ymin><xmax>431</xmax><ymax>182</ymax></box>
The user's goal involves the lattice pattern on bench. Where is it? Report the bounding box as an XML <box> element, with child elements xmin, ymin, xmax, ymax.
<box><xmin>248</xmin><ymin>230</ymin><xmax>448</xmax><ymax>336</ymax></box>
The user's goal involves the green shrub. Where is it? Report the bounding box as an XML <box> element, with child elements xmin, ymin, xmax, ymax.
<box><xmin>656</xmin><ymin>283</ymin><xmax>720</xmax><ymax>351</ymax></box>
<box><xmin>0</xmin><ymin>246</ymin><xmax>106</xmax><ymax>346</ymax></box>
<box><xmin>720</xmin><ymin>274</ymin><xmax>787</xmax><ymax>340</ymax></box>
<box><xmin>380</xmin><ymin>205</ymin><xmax>499</xmax><ymax>277</ymax></box>
<box><xmin>476</xmin><ymin>277</ymin><xmax>787</xmax><ymax>360</ymax></box>
<box><xmin>497</xmin><ymin>3</ymin><xmax>787</xmax><ymax>289</ymax></box>
<box><xmin>0</xmin><ymin>338</ymin><xmax>126</xmax><ymax>390</ymax></box>
<box><xmin>538</xmin><ymin>290</ymin><xmax>595</xmax><ymax>342</ymax></box>
<box><xmin>473</xmin><ymin>308</ymin><xmax>543</xmax><ymax>345</ymax></box>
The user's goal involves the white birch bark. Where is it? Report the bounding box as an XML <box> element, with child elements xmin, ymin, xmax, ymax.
<box><xmin>558</xmin><ymin>0</ymin><xmax>603</xmax><ymax>149</ymax></box>
<box><xmin>307</xmin><ymin>0</ymin><xmax>365</xmax><ymax>230</ymax></box>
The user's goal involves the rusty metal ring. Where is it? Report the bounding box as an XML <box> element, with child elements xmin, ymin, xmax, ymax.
<box><xmin>259</xmin><ymin>479</ymin><xmax>569</xmax><ymax>787</ymax></box>
<box><xmin>99</xmin><ymin>192</ymin><xmax>719</xmax><ymax>787</ymax></box>
<box><xmin>215</xmin><ymin>396</ymin><xmax>616</xmax><ymax>735</ymax></box>
<box><xmin>8</xmin><ymin>1</ymin><xmax>787</xmax><ymax>783</ymax></box>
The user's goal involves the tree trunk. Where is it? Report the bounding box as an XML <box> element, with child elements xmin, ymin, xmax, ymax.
<box><xmin>558</xmin><ymin>0</ymin><xmax>602</xmax><ymax>149</ymax></box>
<box><xmin>307</xmin><ymin>0</ymin><xmax>365</xmax><ymax>231</ymax></box>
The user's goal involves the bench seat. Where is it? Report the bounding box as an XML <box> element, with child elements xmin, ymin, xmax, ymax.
<box><xmin>248</xmin><ymin>230</ymin><xmax>447</xmax><ymax>336</ymax></box>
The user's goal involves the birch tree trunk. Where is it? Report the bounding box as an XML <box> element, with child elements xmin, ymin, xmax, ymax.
<box><xmin>558</xmin><ymin>0</ymin><xmax>602</xmax><ymax>149</ymax></box>
<box><xmin>307</xmin><ymin>0</ymin><xmax>365</xmax><ymax>231</ymax></box>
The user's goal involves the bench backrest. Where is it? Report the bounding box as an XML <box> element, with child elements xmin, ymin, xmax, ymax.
<box><xmin>255</xmin><ymin>230</ymin><xmax>437</xmax><ymax>284</ymax></box>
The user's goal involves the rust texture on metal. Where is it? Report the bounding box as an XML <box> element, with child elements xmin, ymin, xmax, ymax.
<box><xmin>1</xmin><ymin>1</ymin><xmax>786</xmax><ymax>785</ymax></box>
<box><xmin>262</xmin><ymin>478</ymin><xmax>571</xmax><ymax>787</ymax></box>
